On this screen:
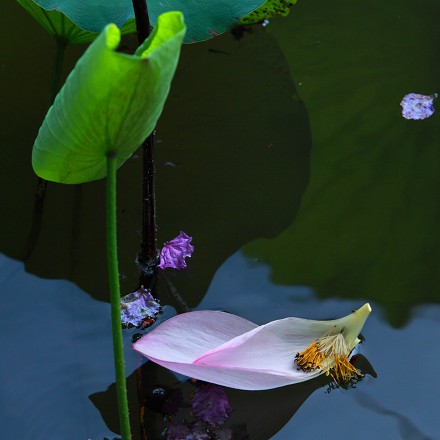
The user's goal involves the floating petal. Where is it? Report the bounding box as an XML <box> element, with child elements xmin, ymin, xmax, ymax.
<box><xmin>159</xmin><ymin>231</ymin><xmax>194</xmax><ymax>270</ymax></box>
<box><xmin>400</xmin><ymin>93</ymin><xmax>437</xmax><ymax>120</ymax></box>
<box><xmin>120</xmin><ymin>286</ymin><xmax>161</xmax><ymax>329</ymax></box>
<box><xmin>133</xmin><ymin>304</ymin><xmax>372</xmax><ymax>390</ymax></box>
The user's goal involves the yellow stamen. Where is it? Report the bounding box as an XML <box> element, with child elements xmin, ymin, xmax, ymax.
<box><xmin>294</xmin><ymin>331</ymin><xmax>362</xmax><ymax>386</ymax></box>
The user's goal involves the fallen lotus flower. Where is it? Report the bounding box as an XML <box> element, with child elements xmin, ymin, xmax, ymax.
<box><xmin>159</xmin><ymin>231</ymin><xmax>194</xmax><ymax>270</ymax></box>
<box><xmin>133</xmin><ymin>304</ymin><xmax>372</xmax><ymax>390</ymax></box>
<box><xmin>400</xmin><ymin>92</ymin><xmax>437</xmax><ymax>120</ymax></box>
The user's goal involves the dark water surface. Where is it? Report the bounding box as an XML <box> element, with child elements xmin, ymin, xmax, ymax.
<box><xmin>1</xmin><ymin>0</ymin><xmax>440</xmax><ymax>439</ymax></box>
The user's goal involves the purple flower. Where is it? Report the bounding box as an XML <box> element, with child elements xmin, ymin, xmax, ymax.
<box><xmin>120</xmin><ymin>286</ymin><xmax>161</xmax><ymax>328</ymax></box>
<box><xmin>159</xmin><ymin>231</ymin><xmax>194</xmax><ymax>270</ymax></box>
<box><xmin>400</xmin><ymin>92</ymin><xmax>437</xmax><ymax>120</ymax></box>
<box><xmin>192</xmin><ymin>383</ymin><xmax>232</xmax><ymax>426</ymax></box>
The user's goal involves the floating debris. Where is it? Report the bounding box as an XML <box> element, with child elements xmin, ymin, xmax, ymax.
<box><xmin>120</xmin><ymin>286</ymin><xmax>161</xmax><ymax>329</ymax></box>
<box><xmin>400</xmin><ymin>92</ymin><xmax>437</xmax><ymax>120</ymax></box>
<box><xmin>159</xmin><ymin>231</ymin><xmax>194</xmax><ymax>270</ymax></box>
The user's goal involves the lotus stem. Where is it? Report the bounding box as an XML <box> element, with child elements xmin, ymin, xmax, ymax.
<box><xmin>106</xmin><ymin>153</ymin><xmax>132</xmax><ymax>440</ymax></box>
<box><xmin>132</xmin><ymin>0</ymin><xmax>158</xmax><ymax>286</ymax></box>
<box><xmin>50</xmin><ymin>38</ymin><xmax>66</xmax><ymax>104</ymax></box>
<box><xmin>132</xmin><ymin>0</ymin><xmax>152</xmax><ymax>43</ymax></box>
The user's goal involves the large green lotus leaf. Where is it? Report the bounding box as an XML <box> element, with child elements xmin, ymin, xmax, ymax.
<box><xmin>16</xmin><ymin>0</ymin><xmax>137</xmax><ymax>44</ymax></box>
<box><xmin>16</xmin><ymin>0</ymin><xmax>98</xmax><ymax>44</ymax></box>
<box><xmin>33</xmin><ymin>0</ymin><xmax>265</xmax><ymax>43</ymax></box>
<box><xmin>244</xmin><ymin>0</ymin><xmax>440</xmax><ymax>326</ymax></box>
<box><xmin>239</xmin><ymin>0</ymin><xmax>297</xmax><ymax>26</ymax></box>
<box><xmin>32</xmin><ymin>11</ymin><xmax>186</xmax><ymax>184</ymax></box>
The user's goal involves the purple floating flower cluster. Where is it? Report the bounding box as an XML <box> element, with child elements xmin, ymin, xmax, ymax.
<box><xmin>159</xmin><ymin>231</ymin><xmax>194</xmax><ymax>270</ymax></box>
<box><xmin>120</xmin><ymin>286</ymin><xmax>161</xmax><ymax>328</ymax></box>
<box><xmin>192</xmin><ymin>383</ymin><xmax>233</xmax><ymax>427</ymax></box>
<box><xmin>163</xmin><ymin>382</ymin><xmax>235</xmax><ymax>440</ymax></box>
<box><xmin>124</xmin><ymin>232</ymin><xmax>192</xmax><ymax>328</ymax></box>
<box><xmin>400</xmin><ymin>92</ymin><xmax>437</xmax><ymax>120</ymax></box>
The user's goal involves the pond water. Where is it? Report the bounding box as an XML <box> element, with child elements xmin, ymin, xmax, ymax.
<box><xmin>1</xmin><ymin>0</ymin><xmax>440</xmax><ymax>439</ymax></box>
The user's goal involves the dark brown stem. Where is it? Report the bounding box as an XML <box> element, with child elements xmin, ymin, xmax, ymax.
<box><xmin>132</xmin><ymin>2</ymin><xmax>156</xmax><ymax>439</ymax></box>
<box><xmin>132</xmin><ymin>0</ymin><xmax>152</xmax><ymax>43</ymax></box>
<box><xmin>137</xmin><ymin>133</ymin><xmax>158</xmax><ymax>283</ymax></box>
<box><xmin>132</xmin><ymin>0</ymin><xmax>159</xmax><ymax>286</ymax></box>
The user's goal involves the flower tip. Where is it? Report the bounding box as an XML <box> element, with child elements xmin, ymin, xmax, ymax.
<box><xmin>358</xmin><ymin>303</ymin><xmax>372</xmax><ymax>313</ymax></box>
<box><xmin>351</xmin><ymin>303</ymin><xmax>372</xmax><ymax>326</ymax></box>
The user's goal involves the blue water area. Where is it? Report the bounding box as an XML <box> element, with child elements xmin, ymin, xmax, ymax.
<box><xmin>0</xmin><ymin>253</ymin><xmax>126</xmax><ymax>439</ymax></box>
<box><xmin>202</xmin><ymin>252</ymin><xmax>440</xmax><ymax>440</ymax></box>
<box><xmin>2</xmin><ymin>251</ymin><xmax>439</xmax><ymax>439</ymax></box>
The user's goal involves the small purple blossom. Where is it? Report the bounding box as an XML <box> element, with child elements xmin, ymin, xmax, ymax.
<box><xmin>400</xmin><ymin>92</ymin><xmax>437</xmax><ymax>120</ymax></box>
<box><xmin>192</xmin><ymin>383</ymin><xmax>233</xmax><ymax>427</ymax></box>
<box><xmin>159</xmin><ymin>231</ymin><xmax>194</xmax><ymax>270</ymax></box>
<box><xmin>120</xmin><ymin>286</ymin><xmax>161</xmax><ymax>328</ymax></box>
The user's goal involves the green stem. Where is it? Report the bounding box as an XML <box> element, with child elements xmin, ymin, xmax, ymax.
<box><xmin>50</xmin><ymin>38</ymin><xmax>66</xmax><ymax>104</ymax></box>
<box><xmin>106</xmin><ymin>153</ymin><xmax>132</xmax><ymax>440</ymax></box>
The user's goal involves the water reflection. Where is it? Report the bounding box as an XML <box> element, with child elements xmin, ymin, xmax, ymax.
<box><xmin>0</xmin><ymin>3</ymin><xmax>311</xmax><ymax>310</ymax></box>
<box><xmin>245</xmin><ymin>0</ymin><xmax>440</xmax><ymax>327</ymax></box>
<box><xmin>2</xmin><ymin>1</ymin><xmax>440</xmax><ymax>436</ymax></box>
<box><xmin>201</xmin><ymin>251</ymin><xmax>440</xmax><ymax>439</ymax></box>
<box><xmin>0</xmin><ymin>253</ymin><xmax>130</xmax><ymax>440</ymax></box>
<box><xmin>354</xmin><ymin>392</ymin><xmax>432</xmax><ymax>440</ymax></box>
<box><xmin>93</xmin><ymin>362</ymin><xmax>333</xmax><ymax>440</ymax></box>
<box><xmin>3</xmin><ymin>250</ymin><xmax>439</xmax><ymax>438</ymax></box>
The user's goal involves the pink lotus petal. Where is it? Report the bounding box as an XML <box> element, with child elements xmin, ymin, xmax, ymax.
<box><xmin>134</xmin><ymin>311</ymin><xmax>257</xmax><ymax>363</ymax></box>
<box><xmin>133</xmin><ymin>306</ymin><xmax>371</xmax><ymax>390</ymax></box>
